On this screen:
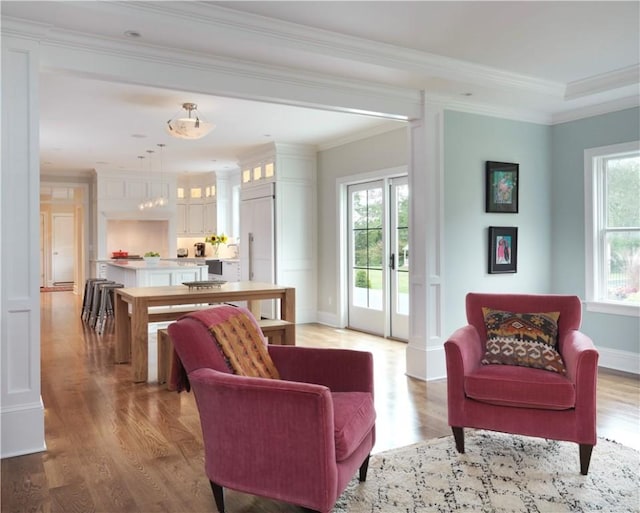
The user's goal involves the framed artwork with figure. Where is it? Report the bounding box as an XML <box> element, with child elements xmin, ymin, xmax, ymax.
<box><xmin>488</xmin><ymin>226</ymin><xmax>517</xmax><ymax>273</ymax></box>
<box><xmin>486</xmin><ymin>161</ymin><xmax>519</xmax><ymax>213</ymax></box>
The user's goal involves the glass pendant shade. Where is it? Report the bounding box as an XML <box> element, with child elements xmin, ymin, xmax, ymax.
<box><xmin>166</xmin><ymin>102</ymin><xmax>214</xmax><ymax>140</ymax></box>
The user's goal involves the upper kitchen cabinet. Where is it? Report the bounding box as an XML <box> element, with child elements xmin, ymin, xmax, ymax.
<box><xmin>93</xmin><ymin>169</ymin><xmax>178</xmax><ymax>259</ymax></box>
<box><xmin>238</xmin><ymin>142</ymin><xmax>317</xmax><ymax>322</ymax></box>
<box><xmin>176</xmin><ymin>173</ymin><xmax>217</xmax><ymax>236</ymax></box>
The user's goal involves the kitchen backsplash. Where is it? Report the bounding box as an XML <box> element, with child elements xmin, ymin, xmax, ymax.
<box><xmin>107</xmin><ymin>220</ymin><xmax>169</xmax><ymax>257</ymax></box>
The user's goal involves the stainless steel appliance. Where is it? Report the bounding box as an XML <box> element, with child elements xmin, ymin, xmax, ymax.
<box><xmin>206</xmin><ymin>259</ymin><xmax>222</xmax><ymax>279</ymax></box>
<box><xmin>177</xmin><ymin>248</ymin><xmax>188</xmax><ymax>257</ymax></box>
<box><xmin>194</xmin><ymin>242</ymin><xmax>206</xmax><ymax>257</ymax></box>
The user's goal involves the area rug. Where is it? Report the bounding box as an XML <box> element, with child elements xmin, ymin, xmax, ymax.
<box><xmin>334</xmin><ymin>431</ymin><xmax>639</xmax><ymax>513</ymax></box>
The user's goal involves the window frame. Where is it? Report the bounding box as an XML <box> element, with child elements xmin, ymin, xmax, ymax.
<box><xmin>584</xmin><ymin>140</ymin><xmax>640</xmax><ymax>317</ymax></box>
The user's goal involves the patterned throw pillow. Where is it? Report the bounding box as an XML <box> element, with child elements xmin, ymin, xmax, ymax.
<box><xmin>481</xmin><ymin>307</ymin><xmax>566</xmax><ymax>375</ymax></box>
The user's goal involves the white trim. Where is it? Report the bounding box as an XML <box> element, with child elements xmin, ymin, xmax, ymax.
<box><xmin>82</xmin><ymin>2</ymin><xmax>565</xmax><ymax>100</ymax></box>
<box><xmin>316</xmin><ymin>310</ymin><xmax>342</xmax><ymax>328</ymax></box>
<box><xmin>336</xmin><ymin>166</ymin><xmax>409</xmax><ymax>336</ymax></box>
<box><xmin>0</xmin><ymin>400</ymin><xmax>46</xmax><ymax>459</ymax></box>
<box><xmin>584</xmin><ymin>140</ymin><xmax>640</xmax><ymax>312</ymax></box>
<box><xmin>586</xmin><ymin>301</ymin><xmax>640</xmax><ymax>317</ymax></box>
<box><xmin>598</xmin><ymin>346</ymin><xmax>640</xmax><ymax>375</ymax></box>
<box><xmin>317</xmin><ymin>121</ymin><xmax>407</xmax><ymax>151</ymax></box>
<box><xmin>552</xmin><ymin>95</ymin><xmax>640</xmax><ymax>125</ymax></box>
<box><xmin>565</xmin><ymin>65</ymin><xmax>640</xmax><ymax>100</ymax></box>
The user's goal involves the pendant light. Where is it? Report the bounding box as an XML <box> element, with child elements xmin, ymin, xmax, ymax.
<box><xmin>166</xmin><ymin>102</ymin><xmax>215</xmax><ymax>140</ymax></box>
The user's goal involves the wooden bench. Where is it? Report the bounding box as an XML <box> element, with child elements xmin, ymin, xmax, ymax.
<box><xmin>157</xmin><ymin>318</ymin><xmax>294</xmax><ymax>389</ymax></box>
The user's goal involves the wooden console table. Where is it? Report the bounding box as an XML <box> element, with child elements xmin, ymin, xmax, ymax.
<box><xmin>114</xmin><ymin>282</ymin><xmax>295</xmax><ymax>382</ymax></box>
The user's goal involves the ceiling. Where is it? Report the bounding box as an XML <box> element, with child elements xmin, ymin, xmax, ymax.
<box><xmin>2</xmin><ymin>1</ymin><xmax>639</xmax><ymax>177</ymax></box>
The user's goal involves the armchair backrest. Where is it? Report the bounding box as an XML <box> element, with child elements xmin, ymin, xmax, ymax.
<box><xmin>465</xmin><ymin>293</ymin><xmax>582</xmax><ymax>351</ymax></box>
<box><xmin>168</xmin><ymin>305</ymin><xmax>268</xmax><ymax>376</ymax></box>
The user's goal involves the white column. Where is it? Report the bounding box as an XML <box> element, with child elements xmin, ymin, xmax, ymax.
<box><xmin>1</xmin><ymin>35</ymin><xmax>46</xmax><ymax>457</ymax></box>
<box><xmin>406</xmin><ymin>94</ymin><xmax>446</xmax><ymax>381</ymax></box>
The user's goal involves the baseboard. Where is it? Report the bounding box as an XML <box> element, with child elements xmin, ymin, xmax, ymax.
<box><xmin>1</xmin><ymin>400</ymin><xmax>46</xmax><ymax>458</ymax></box>
<box><xmin>598</xmin><ymin>346</ymin><xmax>640</xmax><ymax>375</ymax></box>
<box><xmin>316</xmin><ymin>310</ymin><xmax>342</xmax><ymax>328</ymax></box>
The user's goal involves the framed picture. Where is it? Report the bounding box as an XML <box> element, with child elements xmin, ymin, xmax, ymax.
<box><xmin>486</xmin><ymin>161</ymin><xmax>519</xmax><ymax>213</ymax></box>
<box><xmin>488</xmin><ymin>226</ymin><xmax>517</xmax><ymax>273</ymax></box>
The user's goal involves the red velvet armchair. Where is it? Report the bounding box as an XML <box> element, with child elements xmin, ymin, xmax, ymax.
<box><xmin>167</xmin><ymin>305</ymin><xmax>376</xmax><ymax>513</ymax></box>
<box><xmin>445</xmin><ymin>293</ymin><xmax>599</xmax><ymax>475</ymax></box>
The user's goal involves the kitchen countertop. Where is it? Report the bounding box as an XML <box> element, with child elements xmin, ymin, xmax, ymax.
<box><xmin>106</xmin><ymin>260</ymin><xmax>206</xmax><ymax>270</ymax></box>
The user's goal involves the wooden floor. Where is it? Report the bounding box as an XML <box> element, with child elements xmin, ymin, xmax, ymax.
<box><xmin>2</xmin><ymin>291</ymin><xmax>638</xmax><ymax>513</ymax></box>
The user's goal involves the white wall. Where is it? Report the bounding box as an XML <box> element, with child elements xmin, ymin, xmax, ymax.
<box><xmin>316</xmin><ymin>127</ymin><xmax>409</xmax><ymax>323</ymax></box>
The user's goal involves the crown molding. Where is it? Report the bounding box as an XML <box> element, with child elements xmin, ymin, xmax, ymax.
<box><xmin>81</xmin><ymin>1</ymin><xmax>566</xmax><ymax>99</ymax></box>
<box><xmin>317</xmin><ymin>121</ymin><xmax>407</xmax><ymax>151</ymax></box>
<box><xmin>32</xmin><ymin>20</ymin><xmax>422</xmax><ymax>120</ymax></box>
<box><xmin>565</xmin><ymin>65</ymin><xmax>640</xmax><ymax>100</ymax></box>
<box><xmin>427</xmin><ymin>94</ymin><xmax>552</xmax><ymax>125</ymax></box>
<box><xmin>551</xmin><ymin>95</ymin><xmax>640</xmax><ymax>125</ymax></box>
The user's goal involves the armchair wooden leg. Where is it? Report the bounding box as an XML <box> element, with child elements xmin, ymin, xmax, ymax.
<box><xmin>452</xmin><ymin>427</ymin><xmax>465</xmax><ymax>453</ymax></box>
<box><xmin>209</xmin><ymin>480</ymin><xmax>225</xmax><ymax>513</ymax></box>
<box><xmin>359</xmin><ymin>454</ymin><xmax>370</xmax><ymax>482</ymax></box>
<box><xmin>579</xmin><ymin>444</ymin><xmax>594</xmax><ymax>475</ymax></box>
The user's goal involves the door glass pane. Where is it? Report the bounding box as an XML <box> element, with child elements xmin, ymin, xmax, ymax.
<box><xmin>351</xmin><ymin>185</ymin><xmax>383</xmax><ymax>310</ymax></box>
<box><xmin>394</xmin><ymin>183</ymin><xmax>409</xmax><ymax>316</ymax></box>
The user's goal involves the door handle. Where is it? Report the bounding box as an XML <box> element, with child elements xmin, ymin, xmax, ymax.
<box><xmin>389</xmin><ymin>253</ymin><xmax>396</xmax><ymax>270</ymax></box>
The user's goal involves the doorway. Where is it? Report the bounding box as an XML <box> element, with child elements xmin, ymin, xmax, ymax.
<box><xmin>347</xmin><ymin>176</ymin><xmax>409</xmax><ymax>340</ymax></box>
<box><xmin>52</xmin><ymin>213</ymin><xmax>74</xmax><ymax>284</ymax></box>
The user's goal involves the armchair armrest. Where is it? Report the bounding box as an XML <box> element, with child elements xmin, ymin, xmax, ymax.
<box><xmin>444</xmin><ymin>325</ymin><xmax>483</xmax><ymax>376</ymax></box>
<box><xmin>268</xmin><ymin>345</ymin><xmax>374</xmax><ymax>394</ymax></box>
<box><xmin>444</xmin><ymin>325</ymin><xmax>482</xmax><ymax>427</ymax></box>
<box><xmin>188</xmin><ymin>368</ymin><xmax>338</xmax><ymax>503</ymax></box>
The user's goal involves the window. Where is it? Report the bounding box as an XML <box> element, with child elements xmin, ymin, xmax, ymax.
<box><xmin>585</xmin><ymin>141</ymin><xmax>640</xmax><ymax>316</ymax></box>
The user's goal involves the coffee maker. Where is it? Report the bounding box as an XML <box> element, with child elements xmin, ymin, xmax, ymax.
<box><xmin>194</xmin><ymin>242</ymin><xmax>206</xmax><ymax>257</ymax></box>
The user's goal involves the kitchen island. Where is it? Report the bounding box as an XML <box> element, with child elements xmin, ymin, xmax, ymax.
<box><xmin>106</xmin><ymin>260</ymin><xmax>208</xmax><ymax>288</ymax></box>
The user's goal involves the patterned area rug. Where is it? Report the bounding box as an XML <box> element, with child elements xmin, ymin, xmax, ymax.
<box><xmin>335</xmin><ymin>431</ymin><xmax>639</xmax><ymax>513</ymax></box>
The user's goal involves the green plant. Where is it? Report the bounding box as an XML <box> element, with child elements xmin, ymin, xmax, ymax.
<box><xmin>355</xmin><ymin>270</ymin><xmax>370</xmax><ymax>288</ymax></box>
<box><xmin>144</xmin><ymin>251</ymin><xmax>160</xmax><ymax>257</ymax></box>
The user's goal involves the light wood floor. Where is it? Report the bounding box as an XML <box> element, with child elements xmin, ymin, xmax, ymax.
<box><xmin>2</xmin><ymin>291</ymin><xmax>638</xmax><ymax>513</ymax></box>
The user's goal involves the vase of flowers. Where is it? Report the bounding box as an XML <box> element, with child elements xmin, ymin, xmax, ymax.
<box><xmin>205</xmin><ymin>233</ymin><xmax>228</xmax><ymax>257</ymax></box>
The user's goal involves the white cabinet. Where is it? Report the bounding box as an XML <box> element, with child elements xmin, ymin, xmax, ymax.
<box><xmin>177</xmin><ymin>174</ymin><xmax>217</xmax><ymax>236</ymax></box>
<box><xmin>176</xmin><ymin>203</ymin><xmax>187</xmax><ymax>235</ymax></box>
<box><xmin>239</xmin><ymin>143</ymin><xmax>317</xmax><ymax>322</ymax></box>
<box><xmin>221</xmin><ymin>260</ymin><xmax>241</xmax><ymax>282</ymax></box>
<box><xmin>187</xmin><ymin>203</ymin><xmax>205</xmax><ymax>234</ymax></box>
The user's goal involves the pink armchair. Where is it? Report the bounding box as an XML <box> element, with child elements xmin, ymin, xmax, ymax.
<box><xmin>445</xmin><ymin>293</ymin><xmax>599</xmax><ymax>475</ymax></box>
<box><xmin>167</xmin><ymin>305</ymin><xmax>376</xmax><ymax>513</ymax></box>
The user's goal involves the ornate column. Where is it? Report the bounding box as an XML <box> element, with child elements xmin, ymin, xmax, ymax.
<box><xmin>1</xmin><ymin>34</ymin><xmax>45</xmax><ymax>457</ymax></box>
<box><xmin>406</xmin><ymin>93</ymin><xmax>446</xmax><ymax>380</ymax></box>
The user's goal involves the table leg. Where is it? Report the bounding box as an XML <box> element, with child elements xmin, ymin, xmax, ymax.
<box><xmin>114</xmin><ymin>292</ymin><xmax>131</xmax><ymax>363</ymax></box>
<box><xmin>282</xmin><ymin>288</ymin><xmax>296</xmax><ymax>345</ymax></box>
<box><xmin>247</xmin><ymin>299</ymin><xmax>261</xmax><ymax>319</ymax></box>
<box><xmin>131</xmin><ymin>298</ymin><xmax>149</xmax><ymax>383</ymax></box>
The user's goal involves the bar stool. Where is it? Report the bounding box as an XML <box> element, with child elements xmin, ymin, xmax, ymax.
<box><xmin>81</xmin><ymin>278</ymin><xmax>108</xmax><ymax>321</ymax></box>
<box><xmin>88</xmin><ymin>280</ymin><xmax>115</xmax><ymax>329</ymax></box>
<box><xmin>95</xmin><ymin>283</ymin><xmax>124</xmax><ymax>334</ymax></box>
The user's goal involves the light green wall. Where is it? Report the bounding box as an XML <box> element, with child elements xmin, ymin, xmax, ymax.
<box><xmin>443</xmin><ymin>111</ymin><xmax>552</xmax><ymax>335</ymax></box>
<box><xmin>551</xmin><ymin>107</ymin><xmax>640</xmax><ymax>354</ymax></box>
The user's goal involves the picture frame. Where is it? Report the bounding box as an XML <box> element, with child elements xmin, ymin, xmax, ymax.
<box><xmin>488</xmin><ymin>226</ymin><xmax>518</xmax><ymax>274</ymax></box>
<box><xmin>486</xmin><ymin>161</ymin><xmax>519</xmax><ymax>213</ymax></box>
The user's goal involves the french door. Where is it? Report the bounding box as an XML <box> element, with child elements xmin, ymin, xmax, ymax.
<box><xmin>347</xmin><ymin>177</ymin><xmax>409</xmax><ymax>340</ymax></box>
